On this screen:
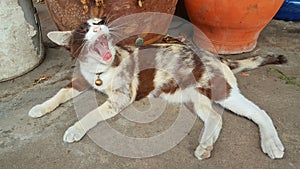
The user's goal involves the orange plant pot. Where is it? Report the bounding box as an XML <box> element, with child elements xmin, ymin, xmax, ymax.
<box><xmin>184</xmin><ymin>0</ymin><xmax>284</xmax><ymax>54</ymax></box>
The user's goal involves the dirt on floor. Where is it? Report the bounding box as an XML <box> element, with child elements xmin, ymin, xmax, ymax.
<box><xmin>0</xmin><ymin>3</ymin><xmax>300</xmax><ymax>169</ymax></box>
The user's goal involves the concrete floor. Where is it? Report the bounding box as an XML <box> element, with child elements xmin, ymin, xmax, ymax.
<box><xmin>1</xmin><ymin>3</ymin><xmax>300</xmax><ymax>169</ymax></box>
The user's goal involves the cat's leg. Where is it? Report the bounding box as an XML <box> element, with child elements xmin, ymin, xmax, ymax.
<box><xmin>28</xmin><ymin>87</ymin><xmax>81</xmax><ymax>118</ymax></box>
<box><xmin>216</xmin><ymin>88</ymin><xmax>284</xmax><ymax>159</ymax></box>
<box><xmin>186</xmin><ymin>95</ymin><xmax>222</xmax><ymax>160</ymax></box>
<box><xmin>28</xmin><ymin>77</ymin><xmax>88</xmax><ymax>118</ymax></box>
<box><xmin>63</xmin><ymin>93</ymin><xmax>131</xmax><ymax>143</ymax></box>
<box><xmin>222</xmin><ymin>54</ymin><xmax>287</xmax><ymax>74</ymax></box>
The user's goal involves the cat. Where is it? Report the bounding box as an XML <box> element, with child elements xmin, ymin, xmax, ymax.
<box><xmin>28</xmin><ymin>17</ymin><xmax>286</xmax><ymax>160</ymax></box>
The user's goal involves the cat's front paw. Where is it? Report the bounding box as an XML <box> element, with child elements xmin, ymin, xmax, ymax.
<box><xmin>63</xmin><ymin>122</ymin><xmax>86</xmax><ymax>143</ymax></box>
<box><xmin>28</xmin><ymin>104</ymin><xmax>45</xmax><ymax>118</ymax></box>
<box><xmin>261</xmin><ymin>135</ymin><xmax>285</xmax><ymax>159</ymax></box>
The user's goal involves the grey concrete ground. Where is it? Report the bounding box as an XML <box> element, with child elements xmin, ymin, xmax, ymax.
<box><xmin>1</xmin><ymin>3</ymin><xmax>300</xmax><ymax>169</ymax></box>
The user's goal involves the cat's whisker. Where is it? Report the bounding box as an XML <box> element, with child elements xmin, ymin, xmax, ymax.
<box><xmin>108</xmin><ymin>27</ymin><xmax>128</xmax><ymax>39</ymax></box>
<box><xmin>72</xmin><ymin>32</ymin><xmax>87</xmax><ymax>37</ymax></box>
<box><xmin>73</xmin><ymin>40</ymin><xmax>87</xmax><ymax>56</ymax></box>
<box><xmin>73</xmin><ymin>30</ymin><xmax>87</xmax><ymax>34</ymax></box>
<box><xmin>74</xmin><ymin>38</ymin><xmax>83</xmax><ymax>41</ymax></box>
<box><xmin>108</xmin><ymin>25</ymin><xmax>128</xmax><ymax>31</ymax></box>
<box><xmin>109</xmin><ymin>31</ymin><xmax>123</xmax><ymax>41</ymax></box>
<box><xmin>109</xmin><ymin>29</ymin><xmax>123</xmax><ymax>36</ymax></box>
<box><xmin>104</xmin><ymin>8</ymin><xmax>112</xmax><ymax>21</ymax></box>
<box><xmin>108</xmin><ymin>22</ymin><xmax>130</xmax><ymax>30</ymax></box>
<box><xmin>112</xmin><ymin>34</ymin><xmax>123</xmax><ymax>41</ymax></box>
<box><xmin>108</xmin><ymin>28</ymin><xmax>122</xmax><ymax>35</ymax></box>
<box><xmin>105</xmin><ymin>11</ymin><xmax>117</xmax><ymax>24</ymax></box>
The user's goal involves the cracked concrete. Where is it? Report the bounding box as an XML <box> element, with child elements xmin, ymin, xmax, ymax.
<box><xmin>0</xmin><ymin>3</ymin><xmax>300</xmax><ymax>169</ymax></box>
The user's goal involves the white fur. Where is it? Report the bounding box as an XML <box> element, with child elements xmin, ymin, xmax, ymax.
<box><xmin>47</xmin><ymin>31</ymin><xmax>72</xmax><ymax>47</ymax></box>
<box><xmin>86</xmin><ymin>18</ymin><xmax>110</xmax><ymax>42</ymax></box>
<box><xmin>64</xmin><ymin>100</ymin><xmax>120</xmax><ymax>142</ymax></box>
<box><xmin>79</xmin><ymin>56</ymin><xmax>115</xmax><ymax>93</ymax></box>
<box><xmin>230</xmin><ymin>57</ymin><xmax>265</xmax><ymax>74</ymax></box>
<box><xmin>216</xmin><ymin>88</ymin><xmax>284</xmax><ymax>159</ymax></box>
<box><xmin>28</xmin><ymin>88</ymin><xmax>80</xmax><ymax>118</ymax></box>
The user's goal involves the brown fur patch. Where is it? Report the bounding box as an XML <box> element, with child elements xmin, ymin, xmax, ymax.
<box><xmin>192</xmin><ymin>54</ymin><xmax>205</xmax><ymax>82</ymax></box>
<box><xmin>160</xmin><ymin>78</ymin><xmax>179</xmax><ymax>94</ymax></box>
<box><xmin>197</xmin><ymin>76</ymin><xmax>231</xmax><ymax>101</ymax></box>
<box><xmin>66</xmin><ymin>77</ymin><xmax>90</xmax><ymax>92</ymax></box>
<box><xmin>65</xmin><ymin>69</ymin><xmax>90</xmax><ymax>91</ymax></box>
<box><xmin>135</xmin><ymin>69</ymin><xmax>156</xmax><ymax>100</ymax></box>
<box><xmin>118</xmin><ymin>45</ymin><xmax>134</xmax><ymax>54</ymax></box>
<box><xmin>184</xmin><ymin>102</ymin><xmax>195</xmax><ymax>113</ymax></box>
<box><xmin>111</xmin><ymin>51</ymin><xmax>121</xmax><ymax>67</ymax></box>
<box><xmin>261</xmin><ymin>55</ymin><xmax>287</xmax><ymax>66</ymax></box>
<box><xmin>69</xmin><ymin>22</ymin><xmax>90</xmax><ymax>58</ymax></box>
<box><xmin>227</xmin><ymin>61</ymin><xmax>239</xmax><ymax>70</ymax></box>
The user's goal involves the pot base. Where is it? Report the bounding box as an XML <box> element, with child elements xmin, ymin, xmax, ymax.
<box><xmin>194</xmin><ymin>37</ymin><xmax>258</xmax><ymax>54</ymax></box>
<box><xmin>193</xmin><ymin>27</ymin><xmax>259</xmax><ymax>54</ymax></box>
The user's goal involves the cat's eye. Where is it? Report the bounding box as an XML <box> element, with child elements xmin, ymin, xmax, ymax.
<box><xmin>94</xmin><ymin>20</ymin><xmax>105</xmax><ymax>25</ymax></box>
<box><xmin>93</xmin><ymin>17</ymin><xmax>106</xmax><ymax>25</ymax></box>
<box><xmin>80</xmin><ymin>22</ymin><xmax>90</xmax><ymax>32</ymax></box>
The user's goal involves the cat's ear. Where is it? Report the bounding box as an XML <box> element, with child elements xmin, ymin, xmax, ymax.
<box><xmin>47</xmin><ymin>31</ymin><xmax>72</xmax><ymax>47</ymax></box>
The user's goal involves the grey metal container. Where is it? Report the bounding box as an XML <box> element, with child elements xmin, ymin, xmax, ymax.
<box><xmin>0</xmin><ymin>0</ymin><xmax>44</xmax><ymax>82</ymax></box>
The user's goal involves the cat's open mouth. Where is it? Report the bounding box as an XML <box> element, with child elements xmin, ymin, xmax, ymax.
<box><xmin>93</xmin><ymin>34</ymin><xmax>112</xmax><ymax>62</ymax></box>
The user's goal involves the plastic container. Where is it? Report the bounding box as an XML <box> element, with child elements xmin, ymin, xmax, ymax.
<box><xmin>274</xmin><ymin>0</ymin><xmax>300</xmax><ymax>21</ymax></box>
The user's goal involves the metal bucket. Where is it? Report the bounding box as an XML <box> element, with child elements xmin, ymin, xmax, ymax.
<box><xmin>0</xmin><ymin>0</ymin><xmax>44</xmax><ymax>82</ymax></box>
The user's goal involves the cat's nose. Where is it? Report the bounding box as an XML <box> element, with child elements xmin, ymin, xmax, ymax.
<box><xmin>93</xmin><ymin>27</ymin><xmax>101</xmax><ymax>32</ymax></box>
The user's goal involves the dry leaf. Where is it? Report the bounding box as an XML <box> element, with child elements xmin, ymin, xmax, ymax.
<box><xmin>241</xmin><ymin>72</ymin><xmax>249</xmax><ymax>77</ymax></box>
<box><xmin>33</xmin><ymin>75</ymin><xmax>51</xmax><ymax>85</ymax></box>
<box><xmin>138</xmin><ymin>0</ymin><xmax>143</xmax><ymax>7</ymax></box>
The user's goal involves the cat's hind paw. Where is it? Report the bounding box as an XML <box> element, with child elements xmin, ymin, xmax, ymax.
<box><xmin>28</xmin><ymin>104</ymin><xmax>46</xmax><ymax>118</ymax></box>
<box><xmin>63</xmin><ymin>123</ymin><xmax>86</xmax><ymax>143</ymax></box>
<box><xmin>194</xmin><ymin>145</ymin><xmax>214</xmax><ymax>160</ymax></box>
<box><xmin>261</xmin><ymin>135</ymin><xmax>285</xmax><ymax>159</ymax></box>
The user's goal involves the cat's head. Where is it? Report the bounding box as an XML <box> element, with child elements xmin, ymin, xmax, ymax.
<box><xmin>47</xmin><ymin>17</ymin><xmax>115</xmax><ymax>64</ymax></box>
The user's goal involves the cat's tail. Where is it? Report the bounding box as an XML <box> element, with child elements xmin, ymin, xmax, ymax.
<box><xmin>220</xmin><ymin>54</ymin><xmax>287</xmax><ymax>74</ymax></box>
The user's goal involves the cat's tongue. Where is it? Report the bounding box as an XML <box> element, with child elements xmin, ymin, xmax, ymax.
<box><xmin>103</xmin><ymin>52</ymin><xmax>112</xmax><ymax>61</ymax></box>
<box><xmin>93</xmin><ymin>35</ymin><xmax>112</xmax><ymax>62</ymax></box>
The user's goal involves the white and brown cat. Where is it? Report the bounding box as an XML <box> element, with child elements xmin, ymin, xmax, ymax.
<box><xmin>28</xmin><ymin>17</ymin><xmax>286</xmax><ymax>160</ymax></box>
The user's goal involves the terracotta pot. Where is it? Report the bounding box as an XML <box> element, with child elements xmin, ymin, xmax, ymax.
<box><xmin>184</xmin><ymin>0</ymin><xmax>284</xmax><ymax>54</ymax></box>
<box><xmin>45</xmin><ymin>0</ymin><xmax>178</xmax><ymax>45</ymax></box>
